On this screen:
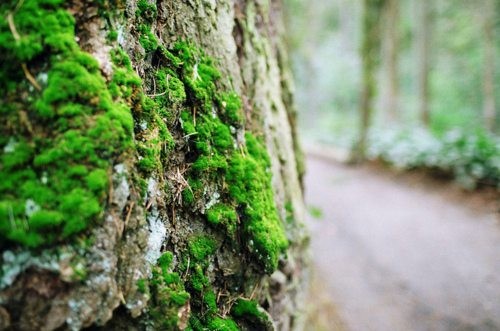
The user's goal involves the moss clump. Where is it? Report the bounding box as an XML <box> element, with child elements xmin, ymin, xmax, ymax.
<box><xmin>226</xmin><ymin>134</ymin><xmax>288</xmax><ymax>273</ymax></box>
<box><xmin>0</xmin><ymin>0</ymin><xmax>134</xmax><ymax>248</ymax></box>
<box><xmin>188</xmin><ymin>235</ymin><xmax>217</xmax><ymax>262</ymax></box>
<box><xmin>206</xmin><ymin>203</ymin><xmax>238</xmax><ymax>234</ymax></box>
<box><xmin>231</xmin><ymin>298</ymin><xmax>270</xmax><ymax>327</ymax></box>
<box><xmin>206</xmin><ymin>317</ymin><xmax>239</xmax><ymax>331</ymax></box>
<box><xmin>217</xmin><ymin>92</ymin><xmax>243</xmax><ymax>124</ymax></box>
<box><xmin>149</xmin><ymin>252</ymin><xmax>190</xmax><ymax>330</ymax></box>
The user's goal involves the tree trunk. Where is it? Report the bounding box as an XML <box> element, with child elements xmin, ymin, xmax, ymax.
<box><xmin>0</xmin><ymin>1</ymin><xmax>307</xmax><ymax>330</ymax></box>
<box><xmin>382</xmin><ymin>0</ymin><xmax>400</xmax><ymax>122</ymax></box>
<box><xmin>353</xmin><ymin>0</ymin><xmax>385</xmax><ymax>162</ymax></box>
<box><xmin>416</xmin><ymin>0</ymin><xmax>431</xmax><ymax>126</ymax></box>
<box><xmin>483</xmin><ymin>0</ymin><xmax>496</xmax><ymax>132</ymax></box>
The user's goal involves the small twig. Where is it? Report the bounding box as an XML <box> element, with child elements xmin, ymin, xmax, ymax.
<box><xmin>21</xmin><ymin>64</ymin><xmax>41</xmax><ymax>91</ymax></box>
<box><xmin>193</xmin><ymin>106</ymin><xmax>197</xmax><ymax>126</ymax></box>
<box><xmin>145</xmin><ymin>198</ymin><xmax>153</xmax><ymax>210</ymax></box>
<box><xmin>124</xmin><ymin>201</ymin><xmax>135</xmax><ymax>226</ymax></box>
<box><xmin>250</xmin><ymin>281</ymin><xmax>259</xmax><ymax>300</ymax></box>
<box><xmin>182</xmin><ymin>132</ymin><xmax>198</xmax><ymax>139</ymax></box>
<box><xmin>18</xmin><ymin>110</ymin><xmax>34</xmax><ymax>135</ymax></box>
<box><xmin>146</xmin><ymin>90</ymin><xmax>167</xmax><ymax>97</ymax></box>
<box><xmin>14</xmin><ymin>0</ymin><xmax>25</xmax><ymax>13</ymax></box>
<box><xmin>7</xmin><ymin>13</ymin><xmax>20</xmax><ymax>41</ymax></box>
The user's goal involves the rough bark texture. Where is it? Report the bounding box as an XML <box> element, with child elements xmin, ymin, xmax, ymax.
<box><xmin>0</xmin><ymin>0</ymin><xmax>307</xmax><ymax>330</ymax></box>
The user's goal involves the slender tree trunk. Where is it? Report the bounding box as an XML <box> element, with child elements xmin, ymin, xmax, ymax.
<box><xmin>353</xmin><ymin>0</ymin><xmax>385</xmax><ymax>162</ymax></box>
<box><xmin>0</xmin><ymin>1</ymin><xmax>307</xmax><ymax>330</ymax></box>
<box><xmin>416</xmin><ymin>0</ymin><xmax>431</xmax><ymax>126</ymax></box>
<box><xmin>483</xmin><ymin>0</ymin><xmax>496</xmax><ymax>132</ymax></box>
<box><xmin>384</xmin><ymin>0</ymin><xmax>400</xmax><ymax>122</ymax></box>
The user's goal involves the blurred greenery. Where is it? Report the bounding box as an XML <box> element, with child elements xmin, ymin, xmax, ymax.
<box><xmin>286</xmin><ymin>0</ymin><xmax>500</xmax><ymax>188</ymax></box>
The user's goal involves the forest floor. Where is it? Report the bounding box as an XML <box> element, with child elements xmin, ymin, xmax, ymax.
<box><xmin>303</xmin><ymin>149</ymin><xmax>500</xmax><ymax>331</ymax></box>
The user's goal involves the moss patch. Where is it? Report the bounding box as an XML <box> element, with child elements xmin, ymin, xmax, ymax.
<box><xmin>148</xmin><ymin>251</ymin><xmax>190</xmax><ymax>330</ymax></box>
<box><xmin>0</xmin><ymin>0</ymin><xmax>134</xmax><ymax>248</ymax></box>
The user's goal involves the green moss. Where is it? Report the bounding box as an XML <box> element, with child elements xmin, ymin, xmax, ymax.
<box><xmin>86</xmin><ymin>169</ymin><xmax>108</xmax><ymax>192</ymax></box>
<box><xmin>136</xmin><ymin>0</ymin><xmax>157</xmax><ymax>21</ymax></box>
<box><xmin>217</xmin><ymin>92</ymin><xmax>243</xmax><ymax>125</ymax></box>
<box><xmin>107</xmin><ymin>30</ymin><xmax>118</xmax><ymax>42</ymax></box>
<box><xmin>206</xmin><ymin>317</ymin><xmax>239</xmax><ymax>331</ymax></box>
<box><xmin>226</xmin><ymin>135</ymin><xmax>288</xmax><ymax>273</ymax></box>
<box><xmin>138</xmin><ymin>24</ymin><xmax>158</xmax><ymax>53</ymax></box>
<box><xmin>149</xmin><ymin>252</ymin><xmax>190</xmax><ymax>330</ymax></box>
<box><xmin>156</xmin><ymin>68</ymin><xmax>186</xmax><ymax>107</ymax></box>
<box><xmin>206</xmin><ymin>203</ymin><xmax>237</xmax><ymax>234</ymax></box>
<box><xmin>189</xmin><ymin>264</ymin><xmax>209</xmax><ymax>292</ymax></box>
<box><xmin>137</xmin><ymin>278</ymin><xmax>148</xmax><ymax>294</ymax></box>
<box><xmin>189</xmin><ymin>235</ymin><xmax>217</xmax><ymax>262</ymax></box>
<box><xmin>231</xmin><ymin>298</ymin><xmax>269</xmax><ymax>325</ymax></box>
<box><xmin>203</xmin><ymin>290</ymin><xmax>217</xmax><ymax>314</ymax></box>
<box><xmin>0</xmin><ymin>0</ymin><xmax>135</xmax><ymax>248</ymax></box>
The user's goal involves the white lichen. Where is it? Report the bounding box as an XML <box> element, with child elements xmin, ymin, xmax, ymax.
<box><xmin>205</xmin><ymin>191</ymin><xmax>220</xmax><ymax>210</ymax></box>
<box><xmin>112</xmin><ymin>163</ymin><xmax>129</xmax><ymax>211</ymax></box>
<box><xmin>144</xmin><ymin>208</ymin><xmax>167</xmax><ymax>266</ymax></box>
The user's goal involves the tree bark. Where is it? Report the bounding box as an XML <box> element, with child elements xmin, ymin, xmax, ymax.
<box><xmin>416</xmin><ymin>0</ymin><xmax>431</xmax><ymax>126</ymax></box>
<box><xmin>0</xmin><ymin>1</ymin><xmax>307</xmax><ymax>330</ymax></box>
<box><xmin>382</xmin><ymin>0</ymin><xmax>400</xmax><ymax>122</ymax></box>
<box><xmin>353</xmin><ymin>0</ymin><xmax>385</xmax><ymax>162</ymax></box>
<box><xmin>482</xmin><ymin>0</ymin><xmax>496</xmax><ymax>132</ymax></box>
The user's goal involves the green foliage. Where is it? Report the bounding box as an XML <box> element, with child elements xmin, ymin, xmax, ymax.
<box><xmin>368</xmin><ymin>127</ymin><xmax>500</xmax><ymax>189</ymax></box>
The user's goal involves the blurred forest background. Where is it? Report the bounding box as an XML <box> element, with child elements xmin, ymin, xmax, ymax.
<box><xmin>286</xmin><ymin>0</ymin><xmax>500</xmax><ymax>189</ymax></box>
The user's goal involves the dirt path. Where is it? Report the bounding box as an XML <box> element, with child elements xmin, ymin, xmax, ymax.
<box><xmin>304</xmin><ymin>154</ymin><xmax>500</xmax><ymax>331</ymax></box>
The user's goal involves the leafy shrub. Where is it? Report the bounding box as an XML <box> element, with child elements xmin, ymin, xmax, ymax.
<box><xmin>367</xmin><ymin>126</ymin><xmax>500</xmax><ymax>189</ymax></box>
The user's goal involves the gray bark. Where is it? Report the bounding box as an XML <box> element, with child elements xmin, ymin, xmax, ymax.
<box><xmin>0</xmin><ymin>0</ymin><xmax>307</xmax><ymax>330</ymax></box>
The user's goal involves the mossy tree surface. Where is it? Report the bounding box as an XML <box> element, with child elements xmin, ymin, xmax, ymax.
<box><xmin>0</xmin><ymin>0</ymin><xmax>307</xmax><ymax>330</ymax></box>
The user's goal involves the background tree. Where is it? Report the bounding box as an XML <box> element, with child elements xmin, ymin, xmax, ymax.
<box><xmin>482</xmin><ymin>0</ymin><xmax>497</xmax><ymax>132</ymax></box>
<box><xmin>416</xmin><ymin>0</ymin><xmax>432</xmax><ymax>126</ymax></box>
<box><xmin>381</xmin><ymin>0</ymin><xmax>400</xmax><ymax>122</ymax></box>
<box><xmin>0</xmin><ymin>0</ymin><xmax>307</xmax><ymax>330</ymax></box>
<box><xmin>353</xmin><ymin>0</ymin><xmax>385</xmax><ymax>161</ymax></box>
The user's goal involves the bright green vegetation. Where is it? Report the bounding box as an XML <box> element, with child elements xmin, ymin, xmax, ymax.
<box><xmin>188</xmin><ymin>235</ymin><xmax>217</xmax><ymax>261</ymax></box>
<box><xmin>0</xmin><ymin>0</ymin><xmax>134</xmax><ymax>248</ymax></box>
<box><xmin>140</xmin><ymin>38</ymin><xmax>287</xmax><ymax>273</ymax></box>
<box><xmin>148</xmin><ymin>252</ymin><xmax>191</xmax><ymax>330</ymax></box>
<box><xmin>206</xmin><ymin>203</ymin><xmax>238</xmax><ymax>234</ymax></box>
<box><xmin>231</xmin><ymin>298</ymin><xmax>270</xmax><ymax>326</ymax></box>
